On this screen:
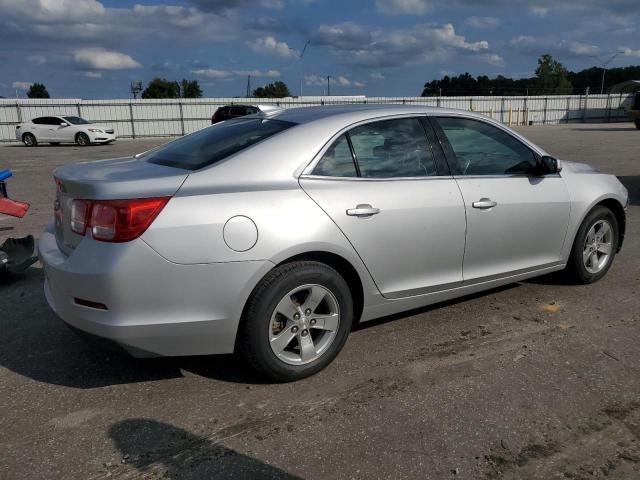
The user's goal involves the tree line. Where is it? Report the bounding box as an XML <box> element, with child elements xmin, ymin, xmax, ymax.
<box><xmin>422</xmin><ymin>54</ymin><xmax>640</xmax><ymax>96</ymax></box>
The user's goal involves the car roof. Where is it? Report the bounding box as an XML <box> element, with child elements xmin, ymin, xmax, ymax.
<box><xmin>269</xmin><ymin>103</ymin><xmax>477</xmax><ymax>125</ymax></box>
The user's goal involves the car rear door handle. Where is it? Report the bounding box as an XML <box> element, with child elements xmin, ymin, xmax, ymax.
<box><xmin>346</xmin><ymin>204</ymin><xmax>380</xmax><ymax>217</ymax></box>
<box><xmin>472</xmin><ymin>198</ymin><xmax>497</xmax><ymax>209</ymax></box>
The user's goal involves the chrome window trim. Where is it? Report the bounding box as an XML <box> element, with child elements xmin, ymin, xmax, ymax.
<box><xmin>299</xmin><ymin>174</ymin><xmax>455</xmax><ymax>182</ymax></box>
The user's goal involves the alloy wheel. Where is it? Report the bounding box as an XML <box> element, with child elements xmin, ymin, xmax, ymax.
<box><xmin>268</xmin><ymin>284</ymin><xmax>340</xmax><ymax>365</ymax></box>
<box><xmin>582</xmin><ymin>219</ymin><xmax>613</xmax><ymax>274</ymax></box>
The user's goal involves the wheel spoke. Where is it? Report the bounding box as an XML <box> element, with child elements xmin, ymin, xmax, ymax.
<box><xmin>590</xmin><ymin>252</ymin><xmax>599</xmax><ymax>269</ymax></box>
<box><xmin>299</xmin><ymin>334</ymin><xmax>316</xmax><ymax>362</ymax></box>
<box><xmin>311</xmin><ymin>313</ymin><xmax>339</xmax><ymax>332</ymax></box>
<box><xmin>599</xmin><ymin>222</ymin><xmax>611</xmax><ymax>239</ymax></box>
<box><xmin>597</xmin><ymin>242</ymin><xmax>612</xmax><ymax>255</ymax></box>
<box><xmin>275</xmin><ymin>295</ymin><xmax>300</xmax><ymax>321</ymax></box>
<box><xmin>270</xmin><ymin>329</ymin><xmax>296</xmax><ymax>355</ymax></box>
<box><xmin>586</xmin><ymin>227</ymin><xmax>596</xmax><ymax>243</ymax></box>
<box><xmin>582</xmin><ymin>248</ymin><xmax>592</xmax><ymax>264</ymax></box>
<box><xmin>303</xmin><ymin>286</ymin><xmax>327</xmax><ymax>313</ymax></box>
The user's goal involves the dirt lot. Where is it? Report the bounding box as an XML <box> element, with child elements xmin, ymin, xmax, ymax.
<box><xmin>1</xmin><ymin>123</ymin><xmax>639</xmax><ymax>480</ymax></box>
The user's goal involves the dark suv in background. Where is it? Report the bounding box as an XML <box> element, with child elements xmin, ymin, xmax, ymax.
<box><xmin>211</xmin><ymin>105</ymin><xmax>259</xmax><ymax>124</ymax></box>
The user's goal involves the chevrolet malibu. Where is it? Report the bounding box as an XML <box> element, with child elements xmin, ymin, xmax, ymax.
<box><xmin>39</xmin><ymin>105</ymin><xmax>629</xmax><ymax>381</ymax></box>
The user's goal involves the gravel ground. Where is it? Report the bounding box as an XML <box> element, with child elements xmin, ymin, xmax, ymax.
<box><xmin>1</xmin><ymin>123</ymin><xmax>639</xmax><ymax>480</ymax></box>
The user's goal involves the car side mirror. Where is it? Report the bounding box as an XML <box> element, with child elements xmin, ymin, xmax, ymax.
<box><xmin>60</xmin><ymin>122</ymin><xmax>69</xmax><ymax>127</ymax></box>
<box><xmin>541</xmin><ymin>155</ymin><xmax>561</xmax><ymax>174</ymax></box>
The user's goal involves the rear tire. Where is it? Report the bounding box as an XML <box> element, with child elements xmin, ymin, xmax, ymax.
<box><xmin>564</xmin><ymin>206</ymin><xmax>618</xmax><ymax>284</ymax></box>
<box><xmin>237</xmin><ymin>261</ymin><xmax>353</xmax><ymax>382</ymax></box>
<box><xmin>75</xmin><ymin>132</ymin><xmax>91</xmax><ymax>146</ymax></box>
<box><xmin>22</xmin><ymin>133</ymin><xmax>37</xmax><ymax>146</ymax></box>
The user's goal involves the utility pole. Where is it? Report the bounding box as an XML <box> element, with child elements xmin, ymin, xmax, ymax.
<box><xmin>327</xmin><ymin>75</ymin><xmax>331</xmax><ymax>96</ymax></box>
<box><xmin>130</xmin><ymin>82</ymin><xmax>143</xmax><ymax>99</ymax></box>
<box><xmin>589</xmin><ymin>51</ymin><xmax>624</xmax><ymax>94</ymax></box>
<box><xmin>292</xmin><ymin>40</ymin><xmax>311</xmax><ymax>97</ymax></box>
<box><xmin>246</xmin><ymin>75</ymin><xmax>251</xmax><ymax>98</ymax></box>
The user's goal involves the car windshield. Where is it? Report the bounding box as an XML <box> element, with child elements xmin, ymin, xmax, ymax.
<box><xmin>63</xmin><ymin>116</ymin><xmax>92</xmax><ymax>125</ymax></box>
<box><xmin>141</xmin><ymin>118</ymin><xmax>295</xmax><ymax>170</ymax></box>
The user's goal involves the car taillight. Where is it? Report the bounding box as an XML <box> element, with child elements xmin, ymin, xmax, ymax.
<box><xmin>71</xmin><ymin>199</ymin><xmax>91</xmax><ymax>235</ymax></box>
<box><xmin>70</xmin><ymin>197</ymin><xmax>169</xmax><ymax>242</ymax></box>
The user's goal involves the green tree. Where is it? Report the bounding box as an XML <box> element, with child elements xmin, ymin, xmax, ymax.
<box><xmin>534</xmin><ymin>54</ymin><xmax>573</xmax><ymax>94</ymax></box>
<box><xmin>252</xmin><ymin>81</ymin><xmax>291</xmax><ymax>98</ymax></box>
<box><xmin>180</xmin><ymin>79</ymin><xmax>203</xmax><ymax>98</ymax></box>
<box><xmin>141</xmin><ymin>78</ymin><xmax>181</xmax><ymax>99</ymax></box>
<box><xmin>27</xmin><ymin>83</ymin><xmax>50</xmax><ymax>98</ymax></box>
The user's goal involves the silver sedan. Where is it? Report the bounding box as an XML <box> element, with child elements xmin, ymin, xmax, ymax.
<box><xmin>39</xmin><ymin>105</ymin><xmax>629</xmax><ymax>381</ymax></box>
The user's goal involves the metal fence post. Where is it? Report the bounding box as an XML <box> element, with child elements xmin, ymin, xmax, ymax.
<box><xmin>565</xmin><ymin>97</ymin><xmax>570</xmax><ymax>123</ymax></box>
<box><xmin>178</xmin><ymin>101</ymin><xmax>185</xmax><ymax>136</ymax></box>
<box><xmin>129</xmin><ymin>102</ymin><xmax>136</xmax><ymax>139</ymax></box>
<box><xmin>500</xmin><ymin>97</ymin><xmax>505</xmax><ymax>123</ymax></box>
<box><xmin>15</xmin><ymin>101</ymin><xmax>23</xmax><ymax>124</ymax></box>
<box><xmin>606</xmin><ymin>93</ymin><xmax>612</xmax><ymax>123</ymax></box>
<box><xmin>542</xmin><ymin>97</ymin><xmax>548</xmax><ymax>124</ymax></box>
<box><xmin>76</xmin><ymin>102</ymin><xmax>82</xmax><ymax>117</ymax></box>
<box><xmin>582</xmin><ymin>88</ymin><xmax>589</xmax><ymax>123</ymax></box>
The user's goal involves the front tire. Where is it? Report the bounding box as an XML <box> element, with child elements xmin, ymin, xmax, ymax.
<box><xmin>237</xmin><ymin>261</ymin><xmax>353</xmax><ymax>382</ymax></box>
<box><xmin>22</xmin><ymin>133</ymin><xmax>37</xmax><ymax>146</ymax></box>
<box><xmin>565</xmin><ymin>206</ymin><xmax>618</xmax><ymax>284</ymax></box>
<box><xmin>75</xmin><ymin>132</ymin><xmax>91</xmax><ymax>146</ymax></box>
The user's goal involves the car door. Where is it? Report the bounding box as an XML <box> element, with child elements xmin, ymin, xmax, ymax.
<box><xmin>49</xmin><ymin>117</ymin><xmax>73</xmax><ymax>142</ymax></box>
<box><xmin>431</xmin><ymin>115</ymin><xmax>571</xmax><ymax>284</ymax></box>
<box><xmin>300</xmin><ymin>116</ymin><xmax>466</xmax><ymax>299</ymax></box>
<box><xmin>30</xmin><ymin>117</ymin><xmax>53</xmax><ymax>141</ymax></box>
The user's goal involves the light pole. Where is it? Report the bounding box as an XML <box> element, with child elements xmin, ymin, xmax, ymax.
<box><xmin>589</xmin><ymin>52</ymin><xmax>624</xmax><ymax>94</ymax></box>
<box><xmin>327</xmin><ymin>75</ymin><xmax>331</xmax><ymax>96</ymax></box>
<box><xmin>291</xmin><ymin>40</ymin><xmax>310</xmax><ymax>97</ymax></box>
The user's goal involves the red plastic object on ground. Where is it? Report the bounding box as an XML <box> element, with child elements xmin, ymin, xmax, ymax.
<box><xmin>0</xmin><ymin>197</ymin><xmax>30</xmax><ymax>218</ymax></box>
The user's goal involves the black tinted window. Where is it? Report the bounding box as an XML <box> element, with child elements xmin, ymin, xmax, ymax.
<box><xmin>229</xmin><ymin>107</ymin><xmax>246</xmax><ymax>117</ymax></box>
<box><xmin>313</xmin><ymin>135</ymin><xmax>357</xmax><ymax>177</ymax></box>
<box><xmin>63</xmin><ymin>116</ymin><xmax>91</xmax><ymax>125</ymax></box>
<box><xmin>143</xmin><ymin>118</ymin><xmax>295</xmax><ymax>170</ymax></box>
<box><xmin>348</xmin><ymin>118</ymin><xmax>437</xmax><ymax>178</ymax></box>
<box><xmin>32</xmin><ymin>117</ymin><xmax>45</xmax><ymax>124</ymax></box>
<box><xmin>437</xmin><ymin>117</ymin><xmax>537</xmax><ymax>175</ymax></box>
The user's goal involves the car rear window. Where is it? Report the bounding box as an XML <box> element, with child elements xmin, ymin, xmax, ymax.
<box><xmin>141</xmin><ymin>118</ymin><xmax>295</xmax><ymax>170</ymax></box>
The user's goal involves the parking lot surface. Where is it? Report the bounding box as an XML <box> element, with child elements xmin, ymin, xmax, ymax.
<box><xmin>1</xmin><ymin>123</ymin><xmax>639</xmax><ymax>479</ymax></box>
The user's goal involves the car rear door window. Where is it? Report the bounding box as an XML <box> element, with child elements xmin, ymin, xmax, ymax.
<box><xmin>313</xmin><ymin>135</ymin><xmax>358</xmax><ymax>177</ymax></box>
<box><xmin>348</xmin><ymin>118</ymin><xmax>437</xmax><ymax>178</ymax></box>
<box><xmin>142</xmin><ymin>118</ymin><xmax>295</xmax><ymax>170</ymax></box>
<box><xmin>436</xmin><ymin>117</ymin><xmax>537</xmax><ymax>175</ymax></box>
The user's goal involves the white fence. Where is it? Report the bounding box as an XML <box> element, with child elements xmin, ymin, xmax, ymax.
<box><xmin>0</xmin><ymin>94</ymin><xmax>633</xmax><ymax>142</ymax></box>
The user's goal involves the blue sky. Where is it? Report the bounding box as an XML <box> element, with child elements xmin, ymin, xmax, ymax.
<box><xmin>1</xmin><ymin>0</ymin><xmax>639</xmax><ymax>98</ymax></box>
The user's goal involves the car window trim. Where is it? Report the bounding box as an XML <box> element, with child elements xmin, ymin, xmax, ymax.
<box><xmin>431</xmin><ymin>115</ymin><xmax>546</xmax><ymax>177</ymax></box>
<box><xmin>304</xmin><ymin>114</ymin><xmax>444</xmax><ymax>180</ymax></box>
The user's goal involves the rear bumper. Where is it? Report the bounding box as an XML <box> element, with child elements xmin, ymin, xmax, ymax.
<box><xmin>39</xmin><ymin>222</ymin><xmax>273</xmax><ymax>357</ymax></box>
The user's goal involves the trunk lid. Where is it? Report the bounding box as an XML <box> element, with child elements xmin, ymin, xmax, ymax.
<box><xmin>53</xmin><ymin>156</ymin><xmax>188</xmax><ymax>255</ymax></box>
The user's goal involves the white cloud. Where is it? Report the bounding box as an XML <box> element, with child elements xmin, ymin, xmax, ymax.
<box><xmin>248</xmin><ymin>36</ymin><xmax>298</xmax><ymax>59</ymax></box>
<box><xmin>529</xmin><ymin>6</ymin><xmax>550</xmax><ymax>17</ymax></box>
<box><xmin>370</xmin><ymin>72</ymin><xmax>386</xmax><ymax>81</ymax></box>
<box><xmin>191</xmin><ymin>69</ymin><xmax>234</xmax><ymax>80</ymax></box>
<box><xmin>234</xmin><ymin>69</ymin><xmax>281</xmax><ymax>78</ymax></box>
<box><xmin>313</xmin><ymin>22</ymin><xmax>489</xmax><ymax>68</ymax></box>
<box><xmin>304</xmin><ymin>75</ymin><xmax>327</xmax><ymax>87</ymax></box>
<box><xmin>621</xmin><ymin>47</ymin><xmax>640</xmax><ymax>57</ymax></box>
<box><xmin>477</xmin><ymin>53</ymin><xmax>505</xmax><ymax>67</ymax></box>
<box><xmin>466</xmin><ymin>16</ymin><xmax>500</xmax><ymax>29</ymax></box>
<box><xmin>73</xmin><ymin>48</ymin><xmax>141</xmax><ymax>70</ymax></box>
<box><xmin>510</xmin><ymin>36</ymin><xmax>600</xmax><ymax>57</ymax></box>
<box><xmin>335</xmin><ymin>75</ymin><xmax>351</xmax><ymax>86</ymax></box>
<box><xmin>0</xmin><ymin>0</ymin><xmax>105</xmax><ymax>22</ymax></box>
<box><xmin>132</xmin><ymin>5</ymin><xmax>205</xmax><ymax>28</ymax></box>
<box><xmin>83</xmin><ymin>71</ymin><xmax>102</xmax><ymax>78</ymax></box>
<box><xmin>12</xmin><ymin>81</ymin><xmax>33</xmax><ymax>90</ymax></box>
<box><xmin>376</xmin><ymin>0</ymin><xmax>430</xmax><ymax>15</ymax></box>
<box><xmin>192</xmin><ymin>69</ymin><xmax>281</xmax><ymax>80</ymax></box>
<box><xmin>354</xmin><ymin>81</ymin><xmax>366</xmax><ymax>88</ymax></box>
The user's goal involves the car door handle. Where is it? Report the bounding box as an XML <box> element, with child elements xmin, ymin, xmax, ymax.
<box><xmin>346</xmin><ymin>204</ymin><xmax>380</xmax><ymax>217</ymax></box>
<box><xmin>472</xmin><ymin>198</ymin><xmax>497</xmax><ymax>209</ymax></box>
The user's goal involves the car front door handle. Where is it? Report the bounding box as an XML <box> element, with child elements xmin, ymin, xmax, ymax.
<box><xmin>472</xmin><ymin>198</ymin><xmax>498</xmax><ymax>209</ymax></box>
<box><xmin>346</xmin><ymin>204</ymin><xmax>380</xmax><ymax>217</ymax></box>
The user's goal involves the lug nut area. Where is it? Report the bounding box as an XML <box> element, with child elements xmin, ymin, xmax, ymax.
<box><xmin>291</xmin><ymin>326</ymin><xmax>299</xmax><ymax>333</ymax></box>
<box><xmin>301</xmin><ymin>329</ymin><xmax>309</xmax><ymax>337</ymax></box>
<box><xmin>310</xmin><ymin>318</ymin><xmax>316</xmax><ymax>325</ymax></box>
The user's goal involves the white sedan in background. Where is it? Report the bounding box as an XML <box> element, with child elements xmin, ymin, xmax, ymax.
<box><xmin>15</xmin><ymin>116</ymin><xmax>116</xmax><ymax>146</ymax></box>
